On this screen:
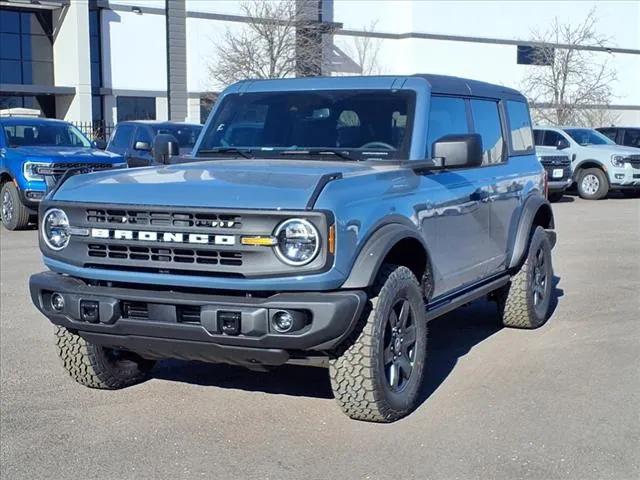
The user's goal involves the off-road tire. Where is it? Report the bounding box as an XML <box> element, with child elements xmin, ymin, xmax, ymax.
<box><xmin>1</xmin><ymin>182</ymin><xmax>30</xmax><ymax>230</ymax></box>
<box><xmin>577</xmin><ymin>168</ymin><xmax>609</xmax><ymax>200</ymax></box>
<box><xmin>55</xmin><ymin>326</ymin><xmax>155</xmax><ymax>389</ymax></box>
<box><xmin>329</xmin><ymin>265</ymin><xmax>427</xmax><ymax>422</ymax></box>
<box><xmin>498</xmin><ymin>226</ymin><xmax>553</xmax><ymax>329</ymax></box>
<box><xmin>547</xmin><ymin>192</ymin><xmax>564</xmax><ymax>203</ymax></box>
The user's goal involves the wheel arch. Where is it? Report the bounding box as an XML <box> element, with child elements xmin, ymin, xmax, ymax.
<box><xmin>573</xmin><ymin>159</ymin><xmax>607</xmax><ymax>181</ymax></box>
<box><xmin>0</xmin><ymin>170</ymin><xmax>12</xmax><ymax>186</ymax></box>
<box><xmin>507</xmin><ymin>195</ymin><xmax>555</xmax><ymax>270</ymax></box>
<box><xmin>342</xmin><ymin>223</ymin><xmax>433</xmax><ymax>298</ymax></box>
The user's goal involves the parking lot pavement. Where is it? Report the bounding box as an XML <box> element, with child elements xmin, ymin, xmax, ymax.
<box><xmin>1</xmin><ymin>195</ymin><xmax>638</xmax><ymax>480</ymax></box>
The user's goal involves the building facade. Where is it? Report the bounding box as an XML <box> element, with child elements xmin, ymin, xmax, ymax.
<box><xmin>1</xmin><ymin>0</ymin><xmax>638</xmax><ymax>126</ymax></box>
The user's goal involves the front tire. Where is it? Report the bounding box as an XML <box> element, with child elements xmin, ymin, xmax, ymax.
<box><xmin>55</xmin><ymin>326</ymin><xmax>155</xmax><ymax>389</ymax></box>
<box><xmin>329</xmin><ymin>265</ymin><xmax>427</xmax><ymax>422</ymax></box>
<box><xmin>498</xmin><ymin>226</ymin><xmax>553</xmax><ymax>329</ymax></box>
<box><xmin>1</xmin><ymin>182</ymin><xmax>30</xmax><ymax>230</ymax></box>
<box><xmin>577</xmin><ymin>168</ymin><xmax>609</xmax><ymax>200</ymax></box>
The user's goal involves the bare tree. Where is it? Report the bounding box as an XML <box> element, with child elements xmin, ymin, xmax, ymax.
<box><xmin>521</xmin><ymin>8</ymin><xmax>617</xmax><ymax>127</ymax></box>
<box><xmin>208</xmin><ymin>0</ymin><xmax>326</xmax><ymax>88</ymax></box>
<box><xmin>339</xmin><ymin>21</ymin><xmax>385</xmax><ymax>75</ymax></box>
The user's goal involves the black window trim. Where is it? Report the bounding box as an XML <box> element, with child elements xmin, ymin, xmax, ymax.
<box><xmin>504</xmin><ymin>100</ymin><xmax>535</xmax><ymax>156</ymax></box>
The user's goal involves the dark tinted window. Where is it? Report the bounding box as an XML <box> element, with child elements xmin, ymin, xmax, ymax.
<box><xmin>0</xmin><ymin>10</ymin><xmax>20</xmax><ymax>33</ymax></box>
<box><xmin>539</xmin><ymin>129</ymin><xmax>566</xmax><ymax>147</ymax></box>
<box><xmin>564</xmin><ymin>128</ymin><xmax>613</xmax><ymax>146</ymax></box>
<box><xmin>117</xmin><ymin>97</ymin><xmax>156</xmax><ymax>122</ymax></box>
<box><xmin>470</xmin><ymin>99</ymin><xmax>504</xmax><ymax>164</ymax></box>
<box><xmin>110</xmin><ymin>125</ymin><xmax>135</xmax><ymax>148</ymax></box>
<box><xmin>2</xmin><ymin>122</ymin><xmax>90</xmax><ymax>147</ymax></box>
<box><xmin>597</xmin><ymin>128</ymin><xmax>617</xmax><ymax>141</ymax></box>
<box><xmin>198</xmin><ymin>90</ymin><xmax>414</xmax><ymax>160</ymax></box>
<box><xmin>506</xmin><ymin>101</ymin><xmax>533</xmax><ymax>152</ymax></box>
<box><xmin>622</xmin><ymin>129</ymin><xmax>640</xmax><ymax>148</ymax></box>
<box><xmin>0</xmin><ymin>94</ymin><xmax>55</xmax><ymax>117</ymax></box>
<box><xmin>134</xmin><ymin>126</ymin><xmax>153</xmax><ymax>146</ymax></box>
<box><xmin>154</xmin><ymin>125</ymin><xmax>202</xmax><ymax>149</ymax></box>
<box><xmin>426</xmin><ymin>96</ymin><xmax>469</xmax><ymax>158</ymax></box>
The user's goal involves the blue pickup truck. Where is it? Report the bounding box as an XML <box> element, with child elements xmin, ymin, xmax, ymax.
<box><xmin>0</xmin><ymin>117</ymin><xmax>126</xmax><ymax>230</ymax></box>
<box><xmin>29</xmin><ymin>75</ymin><xmax>556</xmax><ymax>422</ymax></box>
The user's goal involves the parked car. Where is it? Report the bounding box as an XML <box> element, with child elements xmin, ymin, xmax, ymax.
<box><xmin>0</xmin><ymin>117</ymin><xmax>126</xmax><ymax>230</ymax></box>
<box><xmin>535</xmin><ymin>150</ymin><xmax>572</xmax><ymax>202</ymax></box>
<box><xmin>106</xmin><ymin>121</ymin><xmax>202</xmax><ymax>167</ymax></box>
<box><xmin>533</xmin><ymin>126</ymin><xmax>640</xmax><ymax>199</ymax></box>
<box><xmin>596</xmin><ymin>126</ymin><xmax>640</xmax><ymax>149</ymax></box>
<box><xmin>30</xmin><ymin>75</ymin><xmax>557</xmax><ymax>422</ymax></box>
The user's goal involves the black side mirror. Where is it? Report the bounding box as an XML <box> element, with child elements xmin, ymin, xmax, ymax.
<box><xmin>152</xmin><ymin>134</ymin><xmax>179</xmax><ymax>164</ymax></box>
<box><xmin>556</xmin><ymin>139</ymin><xmax>570</xmax><ymax>150</ymax></box>
<box><xmin>134</xmin><ymin>141</ymin><xmax>151</xmax><ymax>151</ymax></box>
<box><xmin>431</xmin><ymin>133</ymin><xmax>483</xmax><ymax>169</ymax></box>
<box><xmin>92</xmin><ymin>139</ymin><xmax>107</xmax><ymax>150</ymax></box>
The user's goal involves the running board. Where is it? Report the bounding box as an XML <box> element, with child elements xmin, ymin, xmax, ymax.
<box><xmin>425</xmin><ymin>276</ymin><xmax>510</xmax><ymax>321</ymax></box>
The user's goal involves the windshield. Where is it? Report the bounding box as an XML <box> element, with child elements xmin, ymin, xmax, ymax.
<box><xmin>153</xmin><ymin>124</ymin><xmax>202</xmax><ymax>149</ymax></box>
<box><xmin>564</xmin><ymin>128</ymin><xmax>614</xmax><ymax>146</ymax></box>
<box><xmin>2</xmin><ymin>122</ymin><xmax>91</xmax><ymax>148</ymax></box>
<box><xmin>196</xmin><ymin>90</ymin><xmax>415</xmax><ymax>160</ymax></box>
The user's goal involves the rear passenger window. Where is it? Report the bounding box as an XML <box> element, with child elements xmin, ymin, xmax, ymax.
<box><xmin>623</xmin><ymin>129</ymin><xmax>640</xmax><ymax>148</ymax></box>
<box><xmin>426</xmin><ymin>97</ymin><xmax>469</xmax><ymax>158</ymax></box>
<box><xmin>506</xmin><ymin>101</ymin><xmax>534</xmax><ymax>153</ymax></box>
<box><xmin>470</xmin><ymin>99</ymin><xmax>504</xmax><ymax>165</ymax></box>
<box><xmin>540</xmin><ymin>130</ymin><xmax>564</xmax><ymax>147</ymax></box>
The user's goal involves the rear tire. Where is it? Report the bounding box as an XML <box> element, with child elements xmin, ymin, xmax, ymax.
<box><xmin>1</xmin><ymin>182</ymin><xmax>30</xmax><ymax>231</ymax></box>
<box><xmin>55</xmin><ymin>326</ymin><xmax>155</xmax><ymax>389</ymax></box>
<box><xmin>498</xmin><ymin>226</ymin><xmax>553</xmax><ymax>329</ymax></box>
<box><xmin>329</xmin><ymin>265</ymin><xmax>427</xmax><ymax>422</ymax></box>
<box><xmin>577</xmin><ymin>168</ymin><xmax>609</xmax><ymax>200</ymax></box>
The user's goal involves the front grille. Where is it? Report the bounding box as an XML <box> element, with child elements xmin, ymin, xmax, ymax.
<box><xmin>121</xmin><ymin>301</ymin><xmax>201</xmax><ymax>324</ymax></box>
<box><xmin>86</xmin><ymin>209</ymin><xmax>242</xmax><ymax>229</ymax></box>
<box><xmin>539</xmin><ymin>156</ymin><xmax>571</xmax><ymax>167</ymax></box>
<box><xmin>626</xmin><ymin>156</ymin><xmax>640</xmax><ymax>168</ymax></box>
<box><xmin>87</xmin><ymin>244</ymin><xmax>243</xmax><ymax>266</ymax></box>
<box><xmin>40</xmin><ymin>163</ymin><xmax>115</xmax><ymax>176</ymax></box>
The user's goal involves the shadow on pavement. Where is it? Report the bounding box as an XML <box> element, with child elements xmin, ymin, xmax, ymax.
<box><xmin>152</xmin><ymin>276</ymin><xmax>564</xmax><ymax>406</ymax></box>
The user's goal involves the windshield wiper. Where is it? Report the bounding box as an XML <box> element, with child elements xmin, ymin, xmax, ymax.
<box><xmin>279</xmin><ymin>149</ymin><xmax>353</xmax><ymax>161</ymax></box>
<box><xmin>198</xmin><ymin>147</ymin><xmax>253</xmax><ymax>159</ymax></box>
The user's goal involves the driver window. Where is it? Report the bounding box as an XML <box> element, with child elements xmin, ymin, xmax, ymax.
<box><xmin>426</xmin><ymin>96</ymin><xmax>469</xmax><ymax>158</ymax></box>
<box><xmin>134</xmin><ymin>127</ymin><xmax>153</xmax><ymax>148</ymax></box>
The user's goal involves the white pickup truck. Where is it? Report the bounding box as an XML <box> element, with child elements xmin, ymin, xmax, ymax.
<box><xmin>534</xmin><ymin>126</ymin><xmax>640</xmax><ymax>199</ymax></box>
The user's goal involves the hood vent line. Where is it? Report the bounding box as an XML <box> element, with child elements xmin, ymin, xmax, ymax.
<box><xmin>305</xmin><ymin>172</ymin><xmax>343</xmax><ymax>210</ymax></box>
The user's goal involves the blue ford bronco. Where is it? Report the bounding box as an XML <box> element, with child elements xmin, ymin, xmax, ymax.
<box><xmin>0</xmin><ymin>117</ymin><xmax>125</xmax><ymax>230</ymax></box>
<box><xmin>29</xmin><ymin>75</ymin><xmax>556</xmax><ymax>422</ymax></box>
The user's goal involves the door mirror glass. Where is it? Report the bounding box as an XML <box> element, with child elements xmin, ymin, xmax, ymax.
<box><xmin>134</xmin><ymin>141</ymin><xmax>151</xmax><ymax>151</ymax></box>
<box><xmin>431</xmin><ymin>133</ymin><xmax>483</xmax><ymax>169</ymax></box>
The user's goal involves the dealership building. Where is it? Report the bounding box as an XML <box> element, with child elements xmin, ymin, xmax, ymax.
<box><xmin>1</xmin><ymin>0</ymin><xmax>638</xmax><ymax>127</ymax></box>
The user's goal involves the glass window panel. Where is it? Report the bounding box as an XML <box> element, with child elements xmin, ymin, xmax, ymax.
<box><xmin>117</xmin><ymin>97</ymin><xmax>156</xmax><ymax>122</ymax></box>
<box><xmin>92</xmin><ymin>95</ymin><xmax>103</xmax><ymax>121</ymax></box>
<box><xmin>90</xmin><ymin>40</ymin><xmax>100</xmax><ymax>64</ymax></box>
<box><xmin>91</xmin><ymin>61</ymin><xmax>101</xmax><ymax>87</ymax></box>
<box><xmin>0</xmin><ymin>10</ymin><xmax>20</xmax><ymax>34</ymax></box>
<box><xmin>89</xmin><ymin>10</ymin><xmax>99</xmax><ymax>38</ymax></box>
<box><xmin>0</xmin><ymin>59</ymin><xmax>21</xmax><ymax>83</ymax></box>
<box><xmin>22</xmin><ymin>35</ymin><xmax>52</xmax><ymax>62</ymax></box>
<box><xmin>22</xmin><ymin>60</ymin><xmax>53</xmax><ymax>85</ymax></box>
<box><xmin>0</xmin><ymin>33</ymin><xmax>20</xmax><ymax>60</ymax></box>
<box><xmin>470</xmin><ymin>99</ymin><xmax>504</xmax><ymax>165</ymax></box>
<box><xmin>0</xmin><ymin>95</ymin><xmax>23</xmax><ymax>109</ymax></box>
<box><xmin>110</xmin><ymin>124</ymin><xmax>135</xmax><ymax>148</ymax></box>
<box><xmin>506</xmin><ymin>101</ymin><xmax>534</xmax><ymax>152</ymax></box>
<box><xmin>20</xmin><ymin>12</ymin><xmax>47</xmax><ymax>37</ymax></box>
<box><xmin>623</xmin><ymin>129</ymin><xmax>640</xmax><ymax>148</ymax></box>
<box><xmin>426</xmin><ymin>96</ymin><xmax>469</xmax><ymax>158</ymax></box>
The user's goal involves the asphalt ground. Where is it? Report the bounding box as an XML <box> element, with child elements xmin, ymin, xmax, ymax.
<box><xmin>1</xmin><ymin>194</ymin><xmax>639</xmax><ymax>479</ymax></box>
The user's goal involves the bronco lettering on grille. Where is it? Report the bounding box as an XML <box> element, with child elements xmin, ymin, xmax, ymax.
<box><xmin>90</xmin><ymin>229</ymin><xmax>236</xmax><ymax>246</ymax></box>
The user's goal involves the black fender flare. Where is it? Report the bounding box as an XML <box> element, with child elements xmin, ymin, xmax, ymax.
<box><xmin>341</xmin><ymin>223</ymin><xmax>430</xmax><ymax>289</ymax></box>
<box><xmin>572</xmin><ymin>158</ymin><xmax>607</xmax><ymax>181</ymax></box>
<box><xmin>507</xmin><ymin>195</ymin><xmax>555</xmax><ymax>269</ymax></box>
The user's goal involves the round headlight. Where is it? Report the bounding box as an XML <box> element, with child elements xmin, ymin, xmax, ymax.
<box><xmin>274</xmin><ymin>218</ymin><xmax>320</xmax><ymax>266</ymax></box>
<box><xmin>42</xmin><ymin>208</ymin><xmax>70</xmax><ymax>250</ymax></box>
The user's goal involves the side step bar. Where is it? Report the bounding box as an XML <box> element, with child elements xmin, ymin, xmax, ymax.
<box><xmin>425</xmin><ymin>276</ymin><xmax>510</xmax><ymax>321</ymax></box>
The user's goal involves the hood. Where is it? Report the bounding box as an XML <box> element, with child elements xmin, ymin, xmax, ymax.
<box><xmin>52</xmin><ymin>159</ymin><xmax>374</xmax><ymax>209</ymax></box>
<box><xmin>16</xmin><ymin>146</ymin><xmax>124</xmax><ymax>163</ymax></box>
<box><xmin>581</xmin><ymin>144</ymin><xmax>640</xmax><ymax>155</ymax></box>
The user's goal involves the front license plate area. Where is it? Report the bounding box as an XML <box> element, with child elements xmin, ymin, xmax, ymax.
<box><xmin>552</xmin><ymin>168</ymin><xmax>564</xmax><ymax>178</ymax></box>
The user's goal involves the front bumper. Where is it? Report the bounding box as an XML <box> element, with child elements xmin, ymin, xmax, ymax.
<box><xmin>609</xmin><ymin>164</ymin><xmax>640</xmax><ymax>187</ymax></box>
<box><xmin>29</xmin><ymin>272</ymin><xmax>367</xmax><ymax>366</ymax></box>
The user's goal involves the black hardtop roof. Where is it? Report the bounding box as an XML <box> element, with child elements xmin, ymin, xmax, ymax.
<box><xmin>413</xmin><ymin>74</ymin><xmax>526</xmax><ymax>101</ymax></box>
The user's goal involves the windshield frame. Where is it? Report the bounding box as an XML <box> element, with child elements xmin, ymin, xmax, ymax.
<box><xmin>1</xmin><ymin>121</ymin><xmax>92</xmax><ymax>148</ymax></box>
<box><xmin>194</xmin><ymin>89</ymin><xmax>417</xmax><ymax>162</ymax></box>
<box><xmin>563</xmin><ymin>128</ymin><xmax>615</xmax><ymax>146</ymax></box>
